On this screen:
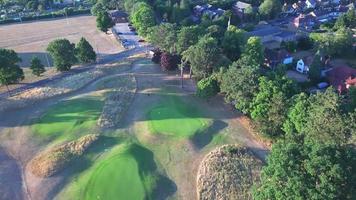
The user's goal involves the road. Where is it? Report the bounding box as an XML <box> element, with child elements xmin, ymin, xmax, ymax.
<box><xmin>0</xmin><ymin>23</ymin><xmax>151</xmax><ymax>99</ymax></box>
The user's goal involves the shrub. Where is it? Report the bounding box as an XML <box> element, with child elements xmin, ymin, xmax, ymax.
<box><xmin>151</xmin><ymin>48</ymin><xmax>162</xmax><ymax>64</ymax></box>
<box><xmin>160</xmin><ymin>52</ymin><xmax>179</xmax><ymax>71</ymax></box>
<box><xmin>196</xmin><ymin>76</ymin><xmax>219</xmax><ymax>98</ymax></box>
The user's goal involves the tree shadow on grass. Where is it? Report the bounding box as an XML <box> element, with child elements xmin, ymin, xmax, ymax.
<box><xmin>128</xmin><ymin>143</ymin><xmax>177</xmax><ymax>200</ymax></box>
<box><xmin>190</xmin><ymin>120</ymin><xmax>228</xmax><ymax>150</ymax></box>
<box><xmin>44</xmin><ymin>135</ymin><xmax>122</xmax><ymax>200</ymax></box>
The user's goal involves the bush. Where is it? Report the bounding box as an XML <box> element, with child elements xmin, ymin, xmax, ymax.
<box><xmin>297</xmin><ymin>37</ymin><xmax>314</xmax><ymax>50</ymax></box>
<box><xmin>160</xmin><ymin>52</ymin><xmax>179</xmax><ymax>71</ymax></box>
<box><xmin>151</xmin><ymin>48</ymin><xmax>162</xmax><ymax>64</ymax></box>
<box><xmin>196</xmin><ymin>76</ymin><xmax>219</xmax><ymax>98</ymax></box>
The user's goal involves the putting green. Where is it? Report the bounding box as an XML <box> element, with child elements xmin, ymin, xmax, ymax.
<box><xmin>147</xmin><ymin>94</ymin><xmax>210</xmax><ymax>137</ymax></box>
<box><xmin>57</xmin><ymin>143</ymin><xmax>159</xmax><ymax>200</ymax></box>
<box><xmin>32</xmin><ymin>95</ymin><xmax>104</xmax><ymax>141</ymax></box>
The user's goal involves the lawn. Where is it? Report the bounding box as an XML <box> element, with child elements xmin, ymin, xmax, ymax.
<box><xmin>147</xmin><ymin>94</ymin><xmax>211</xmax><ymax>138</ymax></box>
<box><xmin>56</xmin><ymin>142</ymin><xmax>160</xmax><ymax>200</ymax></box>
<box><xmin>32</xmin><ymin>95</ymin><xmax>104</xmax><ymax>142</ymax></box>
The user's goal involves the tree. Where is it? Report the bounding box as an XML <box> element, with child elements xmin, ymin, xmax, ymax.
<box><xmin>220</xmin><ymin>57</ymin><xmax>260</xmax><ymax>114</ymax></box>
<box><xmin>75</xmin><ymin>37</ymin><xmax>96</xmax><ymax>63</ymax></box>
<box><xmin>0</xmin><ymin>49</ymin><xmax>24</xmax><ymax>93</ymax></box>
<box><xmin>250</xmin><ymin>75</ymin><xmax>298</xmax><ymax>138</ymax></box>
<box><xmin>47</xmin><ymin>39</ymin><xmax>77</xmax><ymax>72</ymax></box>
<box><xmin>160</xmin><ymin>52</ymin><xmax>179</xmax><ymax>71</ymax></box>
<box><xmin>131</xmin><ymin>2</ymin><xmax>156</xmax><ymax>36</ymax></box>
<box><xmin>30</xmin><ymin>56</ymin><xmax>45</xmax><ymax>76</ymax></box>
<box><xmin>242</xmin><ymin>36</ymin><xmax>264</xmax><ymax>66</ymax></box>
<box><xmin>176</xmin><ymin>25</ymin><xmax>203</xmax><ymax>54</ymax></box>
<box><xmin>196</xmin><ymin>76</ymin><xmax>219</xmax><ymax>99</ymax></box>
<box><xmin>221</xmin><ymin>25</ymin><xmax>246</xmax><ymax>61</ymax></box>
<box><xmin>258</xmin><ymin>0</ymin><xmax>282</xmax><ymax>19</ymax></box>
<box><xmin>182</xmin><ymin>36</ymin><xmax>222</xmax><ymax>79</ymax></box>
<box><xmin>309</xmin><ymin>52</ymin><xmax>323</xmax><ymax>83</ymax></box>
<box><xmin>96</xmin><ymin>11</ymin><xmax>114</xmax><ymax>33</ymax></box>
<box><xmin>147</xmin><ymin>23</ymin><xmax>177</xmax><ymax>53</ymax></box>
<box><xmin>91</xmin><ymin>2</ymin><xmax>106</xmax><ymax>16</ymax></box>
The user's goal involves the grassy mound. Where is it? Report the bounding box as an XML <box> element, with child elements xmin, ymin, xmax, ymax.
<box><xmin>32</xmin><ymin>96</ymin><xmax>103</xmax><ymax>141</ymax></box>
<box><xmin>28</xmin><ymin>134</ymin><xmax>99</xmax><ymax>177</ymax></box>
<box><xmin>57</xmin><ymin>143</ymin><xmax>166</xmax><ymax>200</ymax></box>
<box><xmin>197</xmin><ymin>145</ymin><xmax>262</xmax><ymax>200</ymax></box>
<box><xmin>147</xmin><ymin>94</ymin><xmax>210</xmax><ymax>138</ymax></box>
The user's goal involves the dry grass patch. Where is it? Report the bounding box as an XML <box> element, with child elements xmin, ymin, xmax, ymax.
<box><xmin>197</xmin><ymin>145</ymin><xmax>262</xmax><ymax>200</ymax></box>
<box><xmin>28</xmin><ymin>134</ymin><xmax>99</xmax><ymax>177</ymax></box>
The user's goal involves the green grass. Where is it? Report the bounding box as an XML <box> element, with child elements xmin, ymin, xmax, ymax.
<box><xmin>32</xmin><ymin>95</ymin><xmax>104</xmax><ymax>142</ymax></box>
<box><xmin>57</xmin><ymin>142</ymin><xmax>160</xmax><ymax>200</ymax></box>
<box><xmin>147</xmin><ymin>94</ymin><xmax>211</xmax><ymax>138</ymax></box>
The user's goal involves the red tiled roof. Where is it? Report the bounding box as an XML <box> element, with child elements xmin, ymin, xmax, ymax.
<box><xmin>326</xmin><ymin>66</ymin><xmax>356</xmax><ymax>93</ymax></box>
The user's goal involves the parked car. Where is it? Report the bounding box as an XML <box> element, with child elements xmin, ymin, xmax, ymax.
<box><xmin>117</xmin><ymin>32</ymin><xmax>123</xmax><ymax>35</ymax></box>
<box><xmin>138</xmin><ymin>39</ymin><xmax>145</xmax><ymax>42</ymax></box>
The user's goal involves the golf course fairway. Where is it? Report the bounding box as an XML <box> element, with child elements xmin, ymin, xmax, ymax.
<box><xmin>147</xmin><ymin>94</ymin><xmax>211</xmax><ymax>138</ymax></box>
<box><xmin>57</xmin><ymin>143</ymin><xmax>160</xmax><ymax>200</ymax></box>
<box><xmin>32</xmin><ymin>95</ymin><xmax>104</xmax><ymax>142</ymax></box>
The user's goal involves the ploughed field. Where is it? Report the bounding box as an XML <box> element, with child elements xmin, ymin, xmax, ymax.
<box><xmin>0</xmin><ymin>15</ymin><xmax>122</xmax><ymax>67</ymax></box>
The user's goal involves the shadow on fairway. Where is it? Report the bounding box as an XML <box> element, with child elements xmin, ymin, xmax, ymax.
<box><xmin>44</xmin><ymin>135</ymin><xmax>122</xmax><ymax>200</ymax></box>
<box><xmin>128</xmin><ymin>143</ymin><xmax>177</xmax><ymax>199</ymax></box>
<box><xmin>190</xmin><ymin>120</ymin><xmax>228</xmax><ymax>150</ymax></box>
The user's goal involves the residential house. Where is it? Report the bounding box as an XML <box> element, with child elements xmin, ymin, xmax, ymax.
<box><xmin>292</xmin><ymin>13</ymin><xmax>317</xmax><ymax>30</ymax></box>
<box><xmin>264</xmin><ymin>48</ymin><xmax>294</xmax><ymax>68</ymax></box>
<box><xmin>248</xmin><ymin>25</ymin><xmax>297</xmax><ymax>46</ymax></box>
<box><xmin>109</xmin><ymin>10</ymin><xmax>128</xmax><ymax>23</ymax></box>
<box><xmin>296</xmin><ymin>59</ymin><xmax>309</xmax><ymax>73</ymax></box>
<box><xmin>53</xmin><ymin>0</ymin><xmax>74</xmax><ymax>5</ymax></box>
<box><xmin>193</xmin><ymin>4</ymin><xmax>225</xmax><ymax>20</ymax></box>
<box><xmin>233</xmin><ymin>1</ymin><xmax>252</xmax><ymax>18</ymax></box>
<box><xmin>193</xmin><ymin>4</ymin><xmax>212</xmax><ymax>16</ymax></box>
<box><xmin>306</xmin><ymin>0</ymin><xmax>317</xmax><ymax>9</ymax></box>
<box><xmin>326</xmin><ymin>66</ymin><xmax>356</xmax><ymax>94</ymax></box>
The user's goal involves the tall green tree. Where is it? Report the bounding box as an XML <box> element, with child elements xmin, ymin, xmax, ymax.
<box><xmin>131</xmin><ymin>2</ymin><xmax>156</xmax><ymax>36</ymax></box>
<box><xmin>96</xmin><ymin>11</ymin><xmax>114</xmax><ymax>33</ymax></box>
<box><xmin>250</xmin><ymin>75</ymin><xmax>298</xmax><ymax>138</ymax></box>
<box><xmin>182</xmin><ymin>36</ymin><xmax>222</xmax><ymax>79</ymax></box>
<box><xmin>220</xmin><ymin>57</ymin><xmax>260</xmax><ymax>114</ymax></box>
<box><xmin>147</xmin><ymin>23</ymin><xmax>177</xmax><ymax>53</ymax></box>
<box><xmin>176</xmin><ymin>25</ymin><xmax>203</xmax><ymax>54</ymax></box>
<box><xmin>91</xmin><ymin>2</ymin><xmax>106</xmax><ymax>16</ymax></box>
<box><xmin>221</xmin><ymin>25</ymin><xmax>246</xmax><ymax>61</ymax></box>
<box><xmin>30</xmin><ymin>56</ymin><xmax>45</xmax><ymax>76</ymax></box>
<box><xmin>47</xmin><ymin>39</ymin><xmax>77</xmax><ymax>72</ymax></box>
<box><xmin>258</xmin><ymin>0</ymin><xmax>282</xmax><ymax>19</ymax></box>
<box><xmin>242</xmin><ymin>36</ymin><xmax>264</xmax><ymax>66</ymax></box>
<box><xmin>75</xmin><ymin>37</ymin><xmax>96</xmax><ymax>63</ymax></box>
<box><xmin>0</xmin><ymin>49</ymin><xmax>24</xmax><ymax>93</ymax></box>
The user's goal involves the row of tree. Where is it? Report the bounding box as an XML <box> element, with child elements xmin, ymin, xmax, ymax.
<box><xmin>0</xmin><ymin>37</ymin><xmax>96</xmax><ymax>92</ymax></box>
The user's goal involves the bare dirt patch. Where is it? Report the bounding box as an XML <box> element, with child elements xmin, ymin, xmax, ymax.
<box><xmin>197</xmin><ymin>145</ymin><xmax>262</xmax><ymax>200</ymax></box>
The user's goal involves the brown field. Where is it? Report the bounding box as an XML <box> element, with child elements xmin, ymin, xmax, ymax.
<box><xmin>0</xmin><ymin>15</ymin><xmax>123</xmax><ymax>67</ymax></box>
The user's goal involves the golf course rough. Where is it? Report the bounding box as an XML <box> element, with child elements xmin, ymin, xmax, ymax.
<box><xmin>56</xmin><ymin>143</ymin><xmax>161</xmax><ymax>200</ymax></box>
<box><xmin>147</xmin><ymin>94</ymin><xmax>211</xmax><ymax>138</ymax></box>
<box><xmin>32</xmin><ymin>95</ymin><xmax>104</xmax><ymax>142</ymax></box>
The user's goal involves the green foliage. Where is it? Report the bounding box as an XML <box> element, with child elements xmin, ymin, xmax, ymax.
<box><xmin>309</xmin><ymin>52</ymin><xmax>323</xmax><ymax>83</ymax></box>
<box><xmin>258</xmin><ymin>0</ymin><xmax>282</xmax><ymax>19</ymax></box>
<box><xmin>221</xmin><ymin>25</ymin><xmax>246</xmax><ymax>61</ymax></box>
<box><xmin>0</xmin><ymin>48</ymin><xmax>24</xmax><ymax>86</ymax></box>
<box><xmin>131</xmin><ymin>2</ymin><xmax>156</xmax><ymax>36</ymax></box>
<box><xmin>30</xmin><ymin>56</ymin><xmax>45</xmax><ymax>76</ymax></box>
<box><xmin>334</xmin><ymin>8</ymin><xmax>356</xmax><ymax>29</ymax></box>
<box><xmin>196</xmin><ymin>76</ymin><xmax>219</xmax><ymax>98</ymax></box>
<box><xmin>182</xmin><ymin>36</ymin><xmax>222</xmax><ymax>79</ymax></box>
<box><xmin>250</xmin><ymin>75</ymin><xmax>298</xmax><ymax>138</ymax></box>
<box><xmin>281</xmin><ymin>41</ymin><xmax>297</xmax><ymax>53</ymax></box>
<box><xmin>147</xmin><ymin>23</ymin><xmax>177</xmax><ymax>53</ymax></box>
<box><xmin>47</xmin><ymin>39</ymin><xmax>77</xmax><ymax>72</ymax></box>
<box><xmin>282</xmin><ymin>93</ymin><xmax>309</xmax><ymax>135</ymax></box>
<box><xmin>176</xmin><ymin>25</ymin><xmax>203</xmax><ymax>54</ymax></box>
<box><xmin>242</xmin><ymin>36</ymin><xmax>264</xmax><ymax>66</ymax></box>
<box><xmin>91</xmin><ymin>2</ymin><xmax>106</xmax><ymax>16</ymax></box>
<box><xmin>75</xmin><ymin>37</ymin><xmax>96</xmax><ymax>63</ymax></box>
<box><xmin>220</xmin><ymin>57</ymin><xmax>260</xmax><ymax>114</ymax></box>
<box><xmin>96</xmin><ymin>11</ymin><xmax>114</xmax><ymax>33</ymax></box>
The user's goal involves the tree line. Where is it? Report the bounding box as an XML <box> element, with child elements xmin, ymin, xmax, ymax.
<box><xmin>122</xmin><ymin>1</ymin><xmax>355</xmax><ymax>198</ymax></box>
<box><xmin>0</xmin><ymin>37</ymin><xmax>96</xmax><ymax>93</ymax></box>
